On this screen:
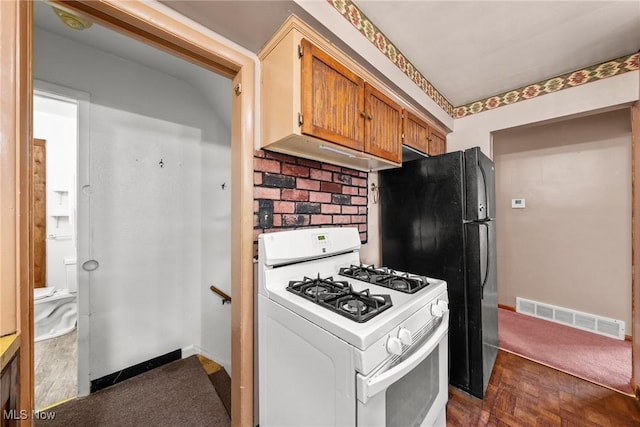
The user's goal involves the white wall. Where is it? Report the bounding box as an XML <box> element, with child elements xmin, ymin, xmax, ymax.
<box><xmin>33</xmin><ymin>95</ymin><xmax>78</xmax><ymax>291</ymax></box>
<box><xmin>493</xmin><ymin>110</ymin><xmax>632</xmax><ymax>330</ymax></box>
<box><xmin>34</xmin><ymin>27</ymin><xmax>232</xmax><ymax>381</ymax></box>
<box><xmin>448</xmin><ymin>71</ymin><xmax>639</xmax><ymax>157</ymax></box>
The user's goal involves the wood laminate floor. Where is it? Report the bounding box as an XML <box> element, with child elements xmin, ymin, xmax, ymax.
<box><xmin>447</xmin><ymin>350</ymin><xmax>640</xmax><ymax>426</ymax></box>
<box><xmin>35</xmin><ymin>329</ymin><xmax>77</xmax><ymax>410</ymax></box>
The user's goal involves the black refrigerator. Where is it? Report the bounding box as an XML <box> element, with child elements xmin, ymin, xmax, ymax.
<box><xmin>379</xmin><ymin>147</ymin><xmax>498</xmax><ymax>399</ymax></box>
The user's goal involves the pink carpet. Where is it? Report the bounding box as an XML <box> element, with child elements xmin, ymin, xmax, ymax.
<box><xmin>498</xmin><ymin>308</ymin><xmax>633</xmax><ymax>395</ymax></box>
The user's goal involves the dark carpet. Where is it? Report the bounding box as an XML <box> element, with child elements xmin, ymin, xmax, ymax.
<box><xmin>36</xmin><ymin>355</ymin><xmax>230</xmax><ymax>426</ymax></box>
<box><xmin>209</xmin><ymin>368</ymin><xmax>231</xmax><ymax>417</ymax></box>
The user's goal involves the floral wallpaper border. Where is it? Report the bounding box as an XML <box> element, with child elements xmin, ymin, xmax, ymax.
<box><xmin>327</xmin><ymin>0</ymin><xmax>640</xmax><ymax>119</ymax></box>
<box><xmin>454</xmin><ymin>53</ymin><xmax>640</xmax><ymax>118</ymax></box>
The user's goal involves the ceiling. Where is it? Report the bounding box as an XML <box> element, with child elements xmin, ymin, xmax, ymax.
<box><xmin>34</xmin><ymin>1</ymin><xmax>640</xmax><ymax>120</ymax></box>
<box><xmin>33</xmin><ymin>1</ymin><xmax>232</xmax><ymax>127</ymax></box>
<box><xmin>162</xmin><ymin>0</ymin><xmax>640</xmax><ymax>108</ymax></box>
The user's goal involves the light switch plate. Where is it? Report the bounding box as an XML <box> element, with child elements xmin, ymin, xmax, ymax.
<box><xmin>511</xmin><ymin>198</ymin><xmax>525</xmax><ymax>209</ymax></box>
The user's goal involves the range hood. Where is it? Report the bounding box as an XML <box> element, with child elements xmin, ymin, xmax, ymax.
<box><xmin>401</xmin><ymin>145</ymin><xmax>430</xmax><ymax>163</ymax></box>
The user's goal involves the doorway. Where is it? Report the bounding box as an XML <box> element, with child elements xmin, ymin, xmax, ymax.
<box><xmin>492</xmin><ymin>108</ymin><xmax>633</xmax><ymax>388</ymax></box>
<box><xmin>7</xmin><ymin>0</ymin><xmax>256</xmax><ymax>422</ymax></box>
<box><xmin>33</xmin><ymin>0</ymin><xmax>234</xmax><ymax>398</ymax></box>
<box><xmin>32</xmin><ymin>90</ymin><xmax>80</xmax><ymax>409</ymax></box>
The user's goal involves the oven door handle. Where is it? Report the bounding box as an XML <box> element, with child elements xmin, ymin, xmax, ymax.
<box><xmin>356</xmin><ymin>311</ymin><xmax>449</xmax><ymax>404</ymax></box>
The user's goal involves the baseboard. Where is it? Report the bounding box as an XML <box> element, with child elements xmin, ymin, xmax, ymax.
<box><xmin>90</xmin><ymin>349</ymin><xmax>181</xmax><ymax>393</ymax></box>
<box><xmin>498</xmin><ymin>304</ymin><xmax>516</xmax><ymax>312</ymax></box>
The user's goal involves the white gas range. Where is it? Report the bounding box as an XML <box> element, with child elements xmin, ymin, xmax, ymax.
<box><xmin>258</xmin><ymin>227</ymin><xmax>449</xmax><ymax>427</ymax></box>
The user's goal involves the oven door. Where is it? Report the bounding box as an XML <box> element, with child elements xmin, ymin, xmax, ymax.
<box><xmin>356</xmin><ymin>312</ymin><xmax>449</xmax><ymax>427</ymax></box>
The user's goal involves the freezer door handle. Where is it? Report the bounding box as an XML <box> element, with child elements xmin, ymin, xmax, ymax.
<box><xmin>480</xmin><ymin>223</ymin><xmax>490</xmax><ymax>299</ymax></box>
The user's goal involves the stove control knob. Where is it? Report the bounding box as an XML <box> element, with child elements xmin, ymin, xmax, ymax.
<box><xmin>438</xmin><ymin>300</ymin><xmax>449</xmax><ymax>313</ymax></box>
<box><xmin>431</xmin><ymin>303</ymin><xmax>444</xmax><ymax>318</ymax></box>
<box><xmin>386</xmin><ymin>336</ymin><xmax>403</xmax><ymax>356</ymax></box>
<box><xmin>398</xmin><ymin>328</ymin><xmax>412</xmax><ymax>346</ymax></box>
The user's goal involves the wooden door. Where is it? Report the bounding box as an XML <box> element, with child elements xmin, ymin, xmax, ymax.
<box><xmin>364</xmin><ymin>83</ymin><xmax>402</xmax><ymax>163</ymax></box>
<box><xmin>403</xmin><ymin>110</ymin><xmax>429</xmax><ymax>154</ymax></box>
<box><xmin>32</xmin><ymin>138</ymin><xmax>46</xmax><ymax>288</ymax></box>
<box><xmin>428</xmin><ymin>127</ymin><xmax>447</xmax><ymax>156</ymax></box>
<box><xmin>300</xmin><ymin>38</ymin><xmax>365</xmax><ymax>151</ymax></box>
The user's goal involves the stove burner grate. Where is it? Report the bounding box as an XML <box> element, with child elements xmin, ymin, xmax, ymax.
<box><xmin>287</xmin><ymin>275</ymin><xmax>392</xmax><ymax>322</ymax></box>
<box><xmin>339</xmin><ymin>265</ymin><xmax>431</xmax><ymax>294</ymax></box>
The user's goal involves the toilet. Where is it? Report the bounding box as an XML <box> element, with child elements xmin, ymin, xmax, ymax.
<box><xmin>34</xmin><ymin>257</ymin><xmax>78</xmax><ymax>342</ymax></box>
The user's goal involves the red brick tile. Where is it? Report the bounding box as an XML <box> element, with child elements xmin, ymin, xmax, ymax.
<box><xmin>321</xmin><ymin>163</ymin><xmax>342</xmax><ymax>172</ymax></box>
<box><xmin>309</xmin><ymin>192</ymin><xmax>332</xmax><ymax>203</ymax></box>
<box><xmin>274</xmin><ymin>201</ymin><xmax>295</xmax><ymax>213</ymax></box>
<box><xmin>254</xmin><ymin>200</ymin><xmax>259</xmax><ymax>213</ymax></box>
<box><xmin>253</xmin><ymin>214</ymin><xmax>259</xmax><ymax>227</ymax></box>
<box><xmin>352</xmin><ymin>177</ymin><xmax>367</xmax><ymax>187</ymax></box>
<box><xmin>310</xmin><ymin>168</ymin><xmax>333</xmax><ymax>182</ymax></box>
<box><xmin>254</xmin><ymin>150</ymin><xmax>265</xmax><ymax>158</ymax></box>
<box><xmin>297</xmin><ymin>158</ymin><xmax>322</xmax><ymax>168</ymax></box>
<box><xmin>359</xmin><ymin>188</ymin><xmax>367</xmax><ymax>196</ymax></box>
<box><xmin>332</xmin><ymin>215</ymin><xmax>352</xmax><ymax>224</ymax></box>
<box><xmin>282</xmin><ymin>164</ymin><xmax>310</xmax><ymax>177</ymax></box>
<box><xmin>333</xmin><ymin>173</ymin><xmax>353</xmax><ymax>185</ymax></box>
<box><xmin>265</xmin><ymin>151</ymin><xmax>295</xmax><ymax>163</ymax></box>
<box><xmin>253</xmin><ymin>228</ymin><xmax>263</xmax><ymax>241</ymax></box>
<box><xmin>296</xmin><ymin>178</ymin><xmax>321</xmax><ymax>191</ymax></box>
<box><xmin>359</xmin><ymin>171</ymin><xmax>368</xmax><ymax>178</ymax></box>
<box><xmin>342</xmin><ymin>206</ymin><xmax>358</xmax><ymax>214</ymax></box>
<box><xmin>351</xmin><ymin>215</ymin><xmax>367</xmax><ymax>223</ymax></box>
<box><xmin>310</xmin><ymin>215</ymin><xmax>333</xmax><ymax>225</ymax></box>
<box><xmin>282</xmin><ymin>214</ymin><xmax>310</xmax><ymax>226</ymax></box>
<box><xmin>273</xmin><ymin>214</ymin><xmax>282</xmax><ymax>227</ymax></box>
<box><xmin>360</xmin><ymin>232</ymin><xmax>367</xmax><ymax>242</ymax></box>
<box><xmin>358</xmin><ymin>224</ymin><xmax>367</xmax><ymax>232</ymax></box>
<box><xmin>340</xmin><ymin>167</ymin><xmax>359</xmax><ymax>176</ymax></box>
<box><xmin>321</xmin><ymin>204</ymin><xmax>341</xmax><ymax>214</ymax></box>
<box><xmin>281</xmin><ymin>189</ymin><xmax>309</xmax><ymax>201</ymax></box>
<box><xmin>342</xmin><ymin>186</ymin><xmax>359</xmax><ymax>195</ymax></box>
<box><xmin>254</xmin><ymin>172</ymin><xmax>262</xmax><ymax>185</ymax></box>
<box><xmin>254</xmin><ymin>187</ymin><xmax>281</xmax><ymax>200</ymax></box>
<box><xmin>358</xmin><ymin>206</ymin><xmax>367</xmax><ymax>214</ymax></box>
<box><xmin>320</xmin><ymin>182</ymin><xmax>342</xmax><ymax>193</ymax></box>
<box><xmin>254</xmin><ymin>158</ymin><xmax>280</xmax><ymax>173</ymax></box>
<box><xmin>351</xmin><ymin>196</ymin><xmax>367</xmax><ymax>205</ymax></box>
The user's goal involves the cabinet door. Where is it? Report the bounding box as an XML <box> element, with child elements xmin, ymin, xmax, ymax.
<box><xmin>300</xmin><ymin>39</ymin><xmax>365</xmax><ymax>151</ymax></box>
<box><xmin>1</xmin><ymin>354</ymin><xmax>19</xmax><ymax>427</ymax></box>
<box><xmin>364</xmin><ymin>84</ymin><xmax>403</xmax><ymax>163</ymax></box>
<box><xmin>428</xmin><ymin>127</ymin><xmax>446</xmax><ymax>156</ymax></box>
<box><xmin>403</xmin><ymin>110</ymin><xmax>429</xmax><ymax>154</ymax></box>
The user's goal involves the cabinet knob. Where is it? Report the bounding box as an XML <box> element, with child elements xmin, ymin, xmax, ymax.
<box><xmin>360</xmin><ymin>111</ymin><xmax>367</xmax><ymax>118</ymax></box>
<box><xmin>367</xmin><ymin>114</ymin><xmax>373</xmax><ymax>120</ymax></box>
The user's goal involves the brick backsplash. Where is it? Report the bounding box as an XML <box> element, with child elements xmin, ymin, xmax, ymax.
<box><xmin>253</xmin><ymin>150</ymin><xmax>368</xmax><ymax>256</ymax></box>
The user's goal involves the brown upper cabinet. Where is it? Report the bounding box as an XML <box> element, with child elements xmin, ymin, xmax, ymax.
<box><xmin>300</xmin><ymin>39</ymin><xmax>365</xmax><ymax>152</ymax></box>
<box><xmin>259</xmin><ymin>17</ymin><xmax>447</xmax><ymax>171</ymax></box>
<box><xmin>364</xmin><ymin>84</ymin><xmax>403</xmax><ymax>164</ymax></box>
<box><xmin>402</xmin><ymin>110</ymin><xmax>447</xmax><ymax>156</ymax></box>
<box><xmin>428</xmin><ymin>127</ymin><xmax>446</xmax><ymax>156</ymax></box>
<box><xmin>403</xmin><ymin>110</ymin><xmax>430</xmax><ymax>154</ymax></box>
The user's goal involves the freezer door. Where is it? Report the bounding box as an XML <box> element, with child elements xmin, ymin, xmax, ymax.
<box><xmin>464</xmin><ymin>147</ymin><xmax>496</xmax><ymax>221</ymax></box>
<box><xmin>464</xmin><ymin>220</ymin><xmax>498</xmax><ymax>398</ymax></box>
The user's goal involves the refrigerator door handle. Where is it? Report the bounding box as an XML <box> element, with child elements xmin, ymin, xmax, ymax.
<box><xmin>480</xmin><ymin>223</ymin><xmax>490</xmax><ymax>299</ymax></box>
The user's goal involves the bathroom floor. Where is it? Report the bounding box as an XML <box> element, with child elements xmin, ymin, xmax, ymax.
<box><xmin>35</xmin><ymin>328</ymin><xmax>77</xmax><ymax>409</ymax></box>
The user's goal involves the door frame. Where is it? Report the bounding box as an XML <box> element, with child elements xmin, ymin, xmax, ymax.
<box><xmin>2</xmin><ymin>1</ymin><xmax>256</xmax><ymax>425</ymax></box>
